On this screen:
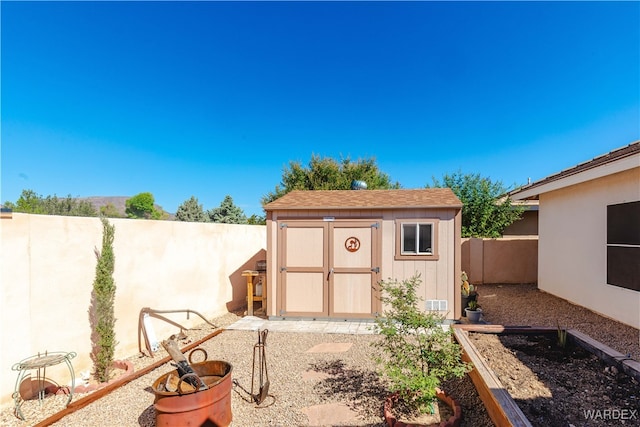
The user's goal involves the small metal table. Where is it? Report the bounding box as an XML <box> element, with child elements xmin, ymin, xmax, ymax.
<box><xmin>11</xmin><ymin>351</ymin><xmax>77</xmax><ymax>420</ymax></box>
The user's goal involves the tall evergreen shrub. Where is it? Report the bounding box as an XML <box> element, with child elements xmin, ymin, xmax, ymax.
<box><xmin>90</xmin><ymin>217</ymin><xmax>118</xmax><ymax>382</ymax></box>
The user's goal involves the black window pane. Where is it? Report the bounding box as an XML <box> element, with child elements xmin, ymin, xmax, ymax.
<box><xmin>607</xmin><ymin>246</ymin><xmax>640</xmax><ymax>291</ymax></box>
<box><xmin>608</xmin><ymin>201</ymin><xmax>640</xmax><ymax>245</ymax></box>
<box><xmin>403</xmin><ymin>224</ymin><xmax>416</xmax><ymax>253</ymax></box>
<box><xmin>418</xmin><ymin>224</ymin><xmax>432</xmax><ymax>253</ymax></box>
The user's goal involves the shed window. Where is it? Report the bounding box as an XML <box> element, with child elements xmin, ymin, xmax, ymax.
<box><xmin>395</xmin><ymin>219</ymin><xmax>439</xmax><ymax>260</ymax></box>
<box><xmin>402</xmin><ymin>223</ymin><xmax>433</xmax><ymax>255</ymax></box>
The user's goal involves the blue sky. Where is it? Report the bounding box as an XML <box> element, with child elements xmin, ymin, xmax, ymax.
<box><xmin>2</xmin><ymin>1</ymin><xmax>638</xmax><ymax>217</ymax></box>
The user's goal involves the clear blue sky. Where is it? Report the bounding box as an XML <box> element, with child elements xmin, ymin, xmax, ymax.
<box><xmin>2</xmin><ymin>1</ymin><xmax>638</xmax><ymax>217</ymax></box>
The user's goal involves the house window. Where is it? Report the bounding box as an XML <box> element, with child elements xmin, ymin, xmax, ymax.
<box><xmin>607</xmin><ymin>201</ymin><xmax>640</xmax><ymax>292</ymax></box>
<box><xmin>395</xmin><ymin>219</ymin><xmax>439</xmax><ymax>260</ymax></box>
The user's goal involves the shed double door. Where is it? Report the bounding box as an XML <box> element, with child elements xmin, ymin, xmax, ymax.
<box><xmin>277</xmin><ymin>219</ymin><xmax>381</xmax><ymax>319</ymax></box>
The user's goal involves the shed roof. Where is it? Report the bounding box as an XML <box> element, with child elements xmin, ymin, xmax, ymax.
<box><xmin>264</xmin><ymin>188</ymin><xmax>462</xmax><ymax>211</ymax></box>
<box><xmin>510</xmin><ymin>140</ymin><xmax>640</xmax><ymax>200</ymax></box>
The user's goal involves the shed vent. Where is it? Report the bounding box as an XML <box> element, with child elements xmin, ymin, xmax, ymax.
<box><xmin>425</xmin><ymin>300</ymin><xmax>448</xmax><ymax>311</ymax></box>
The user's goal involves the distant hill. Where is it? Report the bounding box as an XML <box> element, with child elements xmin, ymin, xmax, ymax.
<box><xmin>79</xmin><ymin>196</ymin><xmax>175</xmax><ymax>219</ymax></box>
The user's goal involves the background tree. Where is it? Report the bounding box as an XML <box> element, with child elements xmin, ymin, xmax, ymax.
<box><xmin>428</xmin><ymin>172</ymin><xmax>524</xmax><ymax>238</ymax></box>
<box><xmin>175</xmin><ymin>196</ymin><xmax>210</xmax><ymax>222</ymax></box>
<box><xmin>208</xmin><ymin>195</ymin><xmax>247</xmax><ymax>224</ymax></box>
<box><xmin>100</xmin><ymin>203</ymin><xmax>123</xmax><ymax>218</ymax></box>
<box><xmin>4</xmin><ymin>189</ymin><xmax>46</xmax><ymax>214</ymax></box>
<box><xmin>247</xmin><ymin>214</ymin><xmax>266</xmax><ymax>225</ymax></box>
<box><xmin>4</xmin><ymin>189</ymin><xmax>97</xmax><ymax>216</ymax></box>
<box><xmin>261</xmin><ymin>155</ymin><xmax>400</xmax><ymax>205</ymax></box>
<box><xmin>125</xmin><ymin>192</ymin><xmax>163</xmax><ymax>220</ymax></box>
<box><xmin>89</xmin><ymin>217</ymin><xmax>118</xmax><ymax>383</ymax></box>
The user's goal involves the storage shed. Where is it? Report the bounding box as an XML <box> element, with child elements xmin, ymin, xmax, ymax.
<box><xmin>263</xmin><ymin>189</ymin><xmax>463</xmax><ymax>320</ymax></box>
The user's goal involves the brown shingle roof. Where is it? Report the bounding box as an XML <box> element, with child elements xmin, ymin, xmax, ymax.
<box><xmin>264</xmin><ymin>189</ymin><xmax>462</xmax><ymax>211</ymax></box>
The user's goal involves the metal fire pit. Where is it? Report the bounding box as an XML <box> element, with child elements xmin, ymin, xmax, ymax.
<box><xmin>153</xmin><ymin>360</ymin><xmax>233</xmax><ymax>427</ymax></box>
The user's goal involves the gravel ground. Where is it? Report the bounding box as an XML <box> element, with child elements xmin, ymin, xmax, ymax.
<box><xmin>478</xmin><ymin>284</ymin><xmax>640</xmax><ymax>361</ymax></box>
<box><xmin>1</xmin><ymin>284</ymin><xmax>638</xmax><ymax>427</ymax></box>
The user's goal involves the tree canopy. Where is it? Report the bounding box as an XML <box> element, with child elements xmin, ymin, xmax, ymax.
<box><xmin>175</xmin><ymin>196</ymin><xmax>209</xmax><ymax>222</ymax></box>
<box><xmin>428</xmin><ymin>172</ymin><xmax>524</xmax><ymax>238</ymax></box>
<box><xmin>125</xmin><ymin>192</ymin><xmax>164</xmax><ymax>220</ymax></box>
<box><xmin>261</xmin><ymin>155</ymin><xmax>399</xmax><ymax>205</ymax></box>
<box><xmin>4</xmin><ymin>189</ymin><xmax>98</xmax><ymax>217</ymax></box>
<box><xmin>208</xmin><ymin>195</ymin><xmax>247</xmax><ymax>224</ymax></box>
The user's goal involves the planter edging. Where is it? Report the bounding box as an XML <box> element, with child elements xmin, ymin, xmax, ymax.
<box><xmin>383</xmin><ymin>388</ymin><xmax>462</xmax><ymax>427</ymax></box>
<box><xmin>73</xmin><ymin>360</ymin><xmax>135</xmax><ymax>394</ymax></box>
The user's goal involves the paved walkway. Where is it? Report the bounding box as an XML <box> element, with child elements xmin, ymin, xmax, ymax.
<box><xmin>225</xmin><ymin>316</ymin><xmax>377</xmax><ymax>334</ymax></box>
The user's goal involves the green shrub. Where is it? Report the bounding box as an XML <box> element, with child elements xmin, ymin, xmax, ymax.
<box><xmin>372</xmin><ymin>275</ymin><xmax>471</xmax><ymax>413</ymax></box>
<box><xmin>89</xmin><ymin>217</ymin><xmax>118</xmax><ymax>383</ymax></box>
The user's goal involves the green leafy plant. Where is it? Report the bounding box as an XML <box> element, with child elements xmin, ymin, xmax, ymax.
<box><xmin>89</xmin><ymin>217</ymin><xmax>118</xmax><ymax>383</ymax></box>
<box><xmin>125</xmin><ymin>192</ymin><xmax>164</xmax><ymax>219</ymax></box>
<box><xmin>428</xmin><ymin>171</ymin><xmax>524</xmax><ymax>237</ymax></box>
<box><xmin>467</xmin><ymin>300</ymin><xmax>480</xmax><ymax>311</ymax></box>
<box><xmin>371</xmin><ymin>275</ymin><xmax>472</xmax><ymax>414</ymax></box>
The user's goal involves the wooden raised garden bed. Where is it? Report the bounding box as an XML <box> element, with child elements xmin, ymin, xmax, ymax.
<box><xmin>453</xmin><ymin>325</ymin><xmax>640</xmax><ymax>427</ymax></box>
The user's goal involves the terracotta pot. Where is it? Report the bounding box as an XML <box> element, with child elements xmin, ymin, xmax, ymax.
<box><xmin>153</xmin><ymin>360</ymin><xmax>233</xmax><ymax>427</ymax></box>
<box><xmin>383</xmin><ymin>388</ymin><xmax>462</xmax><ymax>427</ymax></box>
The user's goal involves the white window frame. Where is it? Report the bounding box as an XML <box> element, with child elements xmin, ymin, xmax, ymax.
<box><xmin>395</xmin><ymin>219</ymin><xmax>439</xmax><ymax>261</ymax></box>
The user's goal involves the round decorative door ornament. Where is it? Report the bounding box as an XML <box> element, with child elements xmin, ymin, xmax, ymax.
<box><xmin>345</xmin><ymin>237</ymin><xmax>361</xmax><ymax>252</ymax></box>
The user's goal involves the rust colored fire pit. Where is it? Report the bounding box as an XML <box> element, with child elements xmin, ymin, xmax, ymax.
<box><xmin>153</xmin><ymin>360</ymin><xmax>233</xmax><ymax>427</ymax></box>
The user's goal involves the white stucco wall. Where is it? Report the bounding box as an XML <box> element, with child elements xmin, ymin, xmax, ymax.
<box><xmin>538</xmin><ymin>168</ymin><xmax>640</xmax><ymax>329</ymax></box>
<box><xmin>0</xmin><ymin>213</ymin><xmax>265</xmax><ymax>408</ymax></box>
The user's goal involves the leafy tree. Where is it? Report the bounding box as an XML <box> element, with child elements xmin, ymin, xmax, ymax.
<box><xmin>5</xmin><ymin>189</ymin><xmax>45</xmax><ymax>214</ymax></box>
<box><xmin>100</xmin><ymin>203</ymin><xmax>123</xmax><ymax>218</ymax></box>
<box><xmin>175</xmin><ymin>196</ymin><xmax>210</xmax><ymax>222</ymax></box>
<box><xmin>208</xmin><ymin>195</ymin><xmax>247</xmax><ymax>224</ymax></box>
<box><xmin>125</xmin><ymin>192</ymin><xmax>163</xmax><ymax>220</ymax></box>
<box><xmin>42</xmin><ymin>195</ymin><xmax>97</xmax><ymax>216</ymax></box>
<box><xmin>89</xmin><ymin>217</ymin><xmax>118</xmax><ymax>383</ymax></box>
<box><xmin>428</xmin><ymin>172</ymin><xmax>524</xmax><ymax>238</ymax></box>
<box><xmin>5</xmin><ymin>189</ymin><xmax>97</xmax><ymax>216</ymax></box>
<box><xmin>261</xmin><ymin>155</ymin><xmax>400</xmax><ymax>205</ymax></box>
<box><xmin>247</xmin><ymin>214</ymin><xmax>266</xmax><ymax>225</ymax></box>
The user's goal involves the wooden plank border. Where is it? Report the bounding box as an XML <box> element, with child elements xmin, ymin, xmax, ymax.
<box><xmin>453</xmin><ymin>328</ymin><xmax>533</xmax><ymax>427</ymax></box>
<box><xmin>569</xmin><ymin>329</ymin><xmax>640</xmax><ymax>383</ymax></box>
<box><xmin>453</xmin><ymin>324</ymin><xmax>640</xmax><ymax>427</ymax></box>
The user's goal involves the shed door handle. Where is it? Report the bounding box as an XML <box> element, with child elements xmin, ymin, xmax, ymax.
<box><xmin>327</xmin><ymin>268</ymin><xmax>334</xmax><ymax>281</ymax></box>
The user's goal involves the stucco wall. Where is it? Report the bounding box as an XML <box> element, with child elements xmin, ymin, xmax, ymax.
<box><xmin>461</xmin><ymin>237</ymin><xmax>538</xmax><ymax>285</ymax></box>
<box><xmin>0</xmin><ymin>213</ymin><xmax>265</xmax><ymax>408</ymax></box>
<box><xmin>538</xmin><ymin>167</ymin><xmax>640</xmax><ymax>329</ymax></box>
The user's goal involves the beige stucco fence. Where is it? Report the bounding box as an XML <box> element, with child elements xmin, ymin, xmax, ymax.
<box><xmin>461</xmin><ymin>236</ymin><xmax>538</xmax><ymax>285</ymax></box>
<box><xmin>0</xmin><ymin>213</ymin><xmax>266</xmax><ymax>408</ymax></box>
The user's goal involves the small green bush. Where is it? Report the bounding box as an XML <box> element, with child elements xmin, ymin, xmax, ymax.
<box><xmin>372</xmin><ymin>275</ymin><xmax>471</xmax><ymax>413</ymax></box>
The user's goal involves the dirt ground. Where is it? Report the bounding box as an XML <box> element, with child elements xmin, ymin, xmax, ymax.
<box><xmin>469</xmin><ymin>332</ymin><xmax>640</xmax><ymax>426</ymax></box>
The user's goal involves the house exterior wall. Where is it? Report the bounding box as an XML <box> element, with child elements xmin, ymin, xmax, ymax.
<box><xmin>503</xmin><ymin>209</ymin><xmax>539</xmax><ymax>235</ymax></box>
<box><xmin>538</xmin><ymin>167</ymin><xmax>640</xmax><ymax>329</ymax></box>
<box><xmin>266</xmin><ymin>207</ymin><xmax>460</xmax><ymax>320</ymax></box>
<box><xmin>0</xmin><ymin>214</ymin><xmax>265</xmax><ymax>408</ymax></box>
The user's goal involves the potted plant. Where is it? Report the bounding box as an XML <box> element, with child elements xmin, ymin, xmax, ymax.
<box><xmin>460</xmin><ymin>271</ymin><xmax>477</xmax><ymax>317</ymax></box>
<box><xmin>372</xmin><ymin>275</ymin><xmax>471</xmax><ymax>426</ymax></box>
<box><xmin>464</xmin><ymin>300</ymin><xmax>483</xmax><ymax>323</ymax></box>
